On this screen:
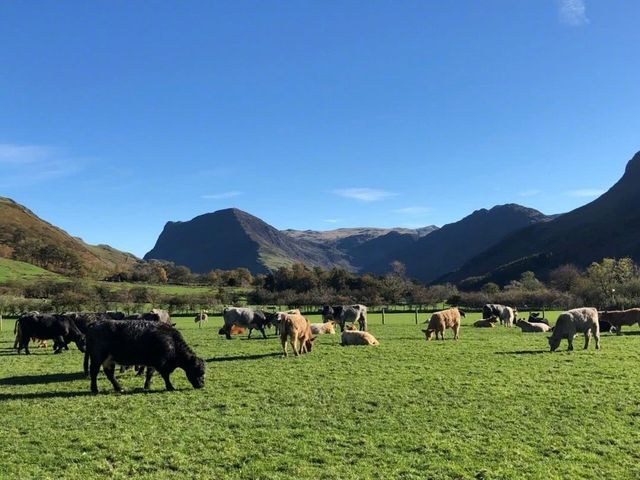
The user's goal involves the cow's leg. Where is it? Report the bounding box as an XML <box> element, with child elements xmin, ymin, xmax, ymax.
<box><xmin>159</xmin><ymin>369</ymin><xmax>175</xmax><ymax>391</ymax></box>
<box><xmin>21</xmin><ymin>337</ymin><xmax>30</xmax><ymax>355</ymax></box>
<box><xmin>144</xmin><ymin>367</ymin><xmax>155</xmax><ymax>390</ymax></box>
<box><xmin>259</xmin><ymin>326</ymin><xmax>267</xmax><ymax>339</ymax></box>
<box><xmin>83</xmin><ymin>351</ymin><xmax>90</xmax><ymax>377</ymax></box>
<box><xmin>248</xmin><ymin>328</ymin><xmax>253</xmax><ymax>339</ymax></box>
<box><xmin>90</xmin><ymin>357</ymin><xmax>101</xmax><ymax>394</ymax></box>
<box><xmin>454</xmin><ymin>326</ymin><xmax>460</xmax><ymax>340</ymax></box>
<box><xmin>567</xmin><ymin>336</ymin><xmax>574</xmax><ymax>351</ymax></box>
<box><xmin>583</xmin><ymin>331</ymin><xmax>591</xmax><ymax>350</ymax></box>
<box><xmin>281</xmin><ymin>336</ymin><xmax>288</xmax><ymax>357</ymax></box>
<box><xmin>103</xmin><ymin>360</ymin><xmax>122</xmax><ymax>393</ymax></box>
<box><xmin>616</xmin><ymin>325</ymin><xmax>623</xmax><ymax>336</ymax></box>
<box><xmin>291</xmin><ymin>337</ymin><xmax>299</xmax><ymax>357</ymax></box>
<box><xmin>594</xmin><ymin>328</ymin><xmax>601</xmax><ymax>350</ymax></box>
<box><xmin>136</xmin><ymin>366</ymin><xmax>145</xmax><ymax>376</ymax></box>
<box><xmin>225</xmin><ymin>325</ymin><xmax>232</xmax><ymax>340</ymax></box>
<box><xmin>53</xmin><ymin>336</ymin><xmax>65</xmax><ymax>354</ymax></box>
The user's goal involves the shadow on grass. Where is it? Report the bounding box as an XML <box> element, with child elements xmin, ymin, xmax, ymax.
<box><xmin>494</xmin><ymin>350</ymin><xmax>548</xmax><ymax>356</ymax></box>
<box><xmin>0</xmin><ymin>371</ymin><xmax>86</xmax><ymax>386</ymax></box>
<box><xmin>0</xmin><ymin>390</ymin><xmax>93</xmax><ymax>401</ymax></box>
<box><xmin>206</xmin><ymin>352</ymin><xmax>282</xmax><ymax>363</ymax></box>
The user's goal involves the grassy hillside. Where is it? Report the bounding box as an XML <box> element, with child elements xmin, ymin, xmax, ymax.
<box><xmin>0</xmin><ymin>196</ymin><xmax>138</xmax><ymax>278</ymax></box>
<box><xmin>0</xmin><ymin>258</ymin><xmax>63</xmax><ymax>282</ymax></box>
<box><xmin>1</xmin><ymin>312</ymin><xmax>638</xmax><ymax>479</ymax></box>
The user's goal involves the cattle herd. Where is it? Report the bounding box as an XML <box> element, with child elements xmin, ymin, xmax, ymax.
<box><xmin>8</xmin><ymin>303</ymin><xmax>640</xmax><ymax>394</ymax></box>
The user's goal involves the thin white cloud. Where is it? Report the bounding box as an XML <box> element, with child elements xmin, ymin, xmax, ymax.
<box><xmin>393</xmin><ymin>206</ymin><xmax>432</xmax><ymax>215</ymax></box>
<box><xmin>519</xmin><ymin>189</ymin><xmax>542</xmax><ymax>197</ymax></box>
<box><xmin>559</xmin><ymin>0</ymin><xmax>589</xmax><ymax>26</ymax></box>
<box><xmin>0</xmin><ymin>143</ymin><xmax>80</xmax><ymax>188</ymax></box>
<box><xmin>332</xmin><ymin>188</ymin><xmax>397</xmax><ymax>202</ymax></box>
<box><xmin>0</xmin><ymin>143</ymin><xmax>56</xmax><ymax>164</ymax></box>
<box><xmin>201</xmin><ymin>191</ymin><xmax>243</xmax><ymax>200</ymax></box>
<box><xmin>323</xmin><ymin>218</ymin><xmax>342</xmax><ymax>224</ymax></box>
<box><xmin>565</xmin><ymin>188</ymin><xmax>604</xmax><ymax>197</ymax></box>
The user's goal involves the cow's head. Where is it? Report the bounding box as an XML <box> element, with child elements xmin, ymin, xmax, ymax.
<box><xmin>304</xmin><ymin>337</ymin><xmax>316</xmax><ymax>353</ymax></box>
<box><xmin>322</xmin><ymin>305</ymin><xmax>334</xmax><ymax>319</ymax></box>
<box><xmin>548</xmin><ymin>336</ymin><xmax>561</xmax><ymax>352</ymax></box>
<box><xmin>74</xmin><ymin>335</ymin><xmax>86</xmax><ymax>353</ymax></box>
<box><xmin>218</xmin><ymin>326</ymin><xmax>229</xmax><ymax>336</ymax></box>
<box><xmin>185</xmin><ymin>357</ymin><xmax>206</xmax><ymax>389</ymax></box>
<box><xmin>422</xmin><ymin>329</ymin><xmax>435</xmax><ymax>341</ymax></box>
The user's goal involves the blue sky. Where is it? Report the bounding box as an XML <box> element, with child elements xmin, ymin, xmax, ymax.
<box><xmin>1</xmin><ymin>1</ymin><xmax>639</xmax><ymax>257</ymax></box>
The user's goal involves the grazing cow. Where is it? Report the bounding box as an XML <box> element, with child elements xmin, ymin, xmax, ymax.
<box><xmin>15</xmin><ymin>313</ymin><xmax>85</xmax><ymax>355</ymax></box>
<box><xmin>340</xmin><ymin>330</ymin><xmax>380</xmax><ymax>346</ymax></box>
<box><xmin>473</xmin><ymin>316</ymin><xmax>498</xmax><ymax>328</ymax></box>
<box><xmin>483</xmin><ymin>304</ymin><xmax>518</xmax><ymax>327</ymax></box>
<box><xmin>279</xmin><ymin>312</ymin><xmax>315</xmax><ymax>357</ymax></box>
<box><xmin>322</xmin><ymin>305</ymin><xmax>368</xmax><ymax>332</ymax></box>
<box><xmin>599</xmin><ymin>309</ymin><xmax>640</xmax><ymax>335</ymax></box>
<box><xmin>85</xmin><ymin>320</ymin><xmax>205</xmax><ymax>394</ymax></box>
<box><xmin>515</xmin><ymin>319</ymin><xmax>551</xmax><ymax>333</ymax></box>
<box><xmin>423</xmin><ymin>308</ymin><xmax>464</xmax><ymax>341</ymax></box>
<box><xmin>194</xmin><ymin>311</ymin><xmax>208</xmax><ymax>326</ymax></box>
<box><xmin>548</xmin><ymin>307</ymin><xmax>600</xmax><ymax>352</ymax></box>
<box><xmin>220</xmin><ymin>307</ymin><xmax>270</xmax><ymax>339</ymax></box>
<box><xmin>310</xmin><ymin>321</ymin><xmax>336</xmax><ymax>335</ymax></box>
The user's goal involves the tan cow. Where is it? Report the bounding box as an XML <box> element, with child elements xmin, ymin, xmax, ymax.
<box><xmin>310</xmin><ymin>321</ymin><xmax>336</xmax><ymax>335</ymax></box>
<box><xmin>341</xmin><ymin>330</ymin><xmax>380</xmax><ymax>346</ymax></box>
<box><xmin>278</xmin><ymin>312</ymin><xmax>315</xmax><ymax>357</ymax></box>
<box><xmin>423</xmin><ymin>308</ymin><xmax>464</xmax><ymax>340</ymax></box>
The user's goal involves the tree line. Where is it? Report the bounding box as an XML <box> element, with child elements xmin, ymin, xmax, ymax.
<box><xmin>1</xmin><ymin>257</ymin><xmax>639</xmax><ymax>316</ymax></box>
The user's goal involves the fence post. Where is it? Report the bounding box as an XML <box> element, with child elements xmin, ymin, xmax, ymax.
<box><xmin>415</xmin><ymin>308</ymin><xmax>418</xmax><ymax>325</ymax></box>
<box><xmin>0</xmin><ymin>313</ymin><xmax>2</xmax><ymax>332</ymax></box>
<box><xmin>381</xmin><ymin>308</ymin><xmax>385</xmax><ymax>325</ymax></box>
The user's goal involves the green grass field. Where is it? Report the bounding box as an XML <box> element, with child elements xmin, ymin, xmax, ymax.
<box><xmin>2</xmin><ymin>312</ymin><xmax>640</xmax><ymax>479</ymax></box>
<box><xmin>0</xmin><ymin>258</ymin><xmax>62</xmax><ymax>282</ymax></box>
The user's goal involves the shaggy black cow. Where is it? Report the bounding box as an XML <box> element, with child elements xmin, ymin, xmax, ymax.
<box><xmin>85</xmin><ymin>320</ymin><xmax>205</xmax><ymax>394</ymax></box>
<box><xmin>15</xmin><ymin>313</ymin><xmax>85</xmax><ymax>355</ymax></box>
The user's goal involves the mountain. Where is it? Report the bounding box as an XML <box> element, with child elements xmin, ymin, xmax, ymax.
<box><xmin>362</xmin><ymin>204</ymin><xmax>552</xmax><ymax>283</ymax></box>
<box><xmin>0</xmin><ymin>197</ymin><xmax>138</xmax><ymax>277</ymax></box>
<box><xmin>144</xmin><ymin>208</ymin><xmax>351</xmax><ymax>274</ymax></box>
<box><xmin>444</xmin><ymin>151</ymin><xmax>640</xmax><ymax>285</ymax></box>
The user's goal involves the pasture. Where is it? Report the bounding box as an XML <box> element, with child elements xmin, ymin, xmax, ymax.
<box><xmin>2</xmin><ymin>311</ymin><xmax>640</xmax><ymax>479</ymax></box>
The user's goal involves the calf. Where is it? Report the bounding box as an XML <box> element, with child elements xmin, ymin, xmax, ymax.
<box><xmin>85</xmin><ymin>320</ymin><xmax>205</xmax><ymax>393</ymax></box>
<box><xmin>15</xmin><ymin>313</ymin><xmax>85</xmax><ymax>355</ymax></box>
<box><xmin>279</xmin><ymin>312</ymin><xmax>315</xmax><ymax>357</ymax></box>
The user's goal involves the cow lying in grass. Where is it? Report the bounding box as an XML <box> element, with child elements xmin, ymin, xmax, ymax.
<box><xmin>548</xmin><ymin>308</ymin><xmax>600</xmax><ymax>352</ymax></box>
<box><xmin>310</xmin><ymin>321</ymin><xmax>336</xmax><ymax>335</ymax></box>
<box><xmin>599</xmin><ymin>309</ymin><xmax>640</xmax><ymax>335</ymax></box>
<box><xmin>423</xmin><ymin>308</ymin><xmax>464</xmax><ymax>340</ymax></box>
<box><xmin>85</xmin><ymin>320</ymin><xmax>205</xmax><ymax>394</ymax></box>
<box><xmin>474</xmin><ymin>316</ymin><xmax>498</xmax><ymax>328</ymax></box>
<box><xmin>515</xmin><ymin>319</ymin><xmax>551</xmax><ymax>333</ymax></box>
<box><xmin>278</xmin><ymin>312</ymin><xmax>315</xmax><ymax>357</ymax></box>
<box><xmin>341</xmin><ymin>330</ymin><xmax>380</xmax><ymax>346</ymax></box>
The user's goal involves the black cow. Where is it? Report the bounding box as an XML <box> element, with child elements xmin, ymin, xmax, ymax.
<box><xmin>85</xmin><ymin>320</ymin><xmax>205</xmax><ymax>394</ymax></box>
<box><xmin>15</xmin><ymin>313</ymin><xmax>85</xmax><ymax>355</ymax></box>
